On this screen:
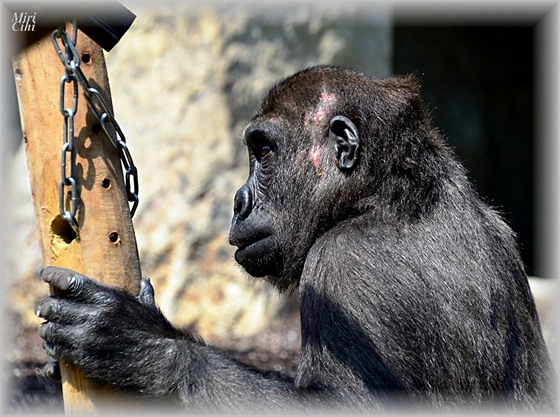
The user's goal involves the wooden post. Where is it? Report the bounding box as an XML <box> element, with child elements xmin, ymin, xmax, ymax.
<box><xmin>12</xmin><ymin>25</ymin><xmax>142</xmax><ymax>413</ymax></box>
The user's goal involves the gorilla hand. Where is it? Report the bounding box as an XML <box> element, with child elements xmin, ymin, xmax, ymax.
<box><xmin>35</xmin><ymin>266</ymin><xmax>196</xmax><ymax>397</ymax></box>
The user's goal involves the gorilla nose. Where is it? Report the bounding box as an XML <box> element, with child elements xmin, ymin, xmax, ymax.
<box><xmin>233</xmin><ymin>185</ymin><xmax>252</xmax><ymax>219</ymax></box>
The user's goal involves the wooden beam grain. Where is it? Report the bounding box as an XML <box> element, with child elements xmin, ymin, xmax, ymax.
<box><xmin>13</xmin><ymin>24</ymin><xmax>142</xmax><ymax>413</ymax></box>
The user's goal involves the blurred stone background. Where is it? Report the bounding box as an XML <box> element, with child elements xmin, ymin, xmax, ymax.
<box><xmin>2</xmin><ymin>1</ymin><xmax>557</xmax><ymax>413</ymax></box>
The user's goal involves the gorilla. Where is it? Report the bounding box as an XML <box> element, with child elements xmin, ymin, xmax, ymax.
<box><xmin>36</xmin><ymin>66</ymin><xmax>555</xmax><ymax>412</ymax></box>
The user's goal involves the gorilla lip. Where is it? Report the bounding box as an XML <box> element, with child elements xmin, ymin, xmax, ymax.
<box><xmin>234</xmin><ymin>240</ymin><xmax>248</xmax><ymax>249</ymax></box>
<box><xmin>233</xmin><ymin>238</ymin><xmax>260</xmax><ymax>251</ymax></box>
<box><xmin>231</xmin><ymin>233</ymin><xmax>271</xmax><ymax>251</ymax></box>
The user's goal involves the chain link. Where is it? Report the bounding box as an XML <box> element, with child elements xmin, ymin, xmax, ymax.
<box><xmin>52</xmin><ymin>23</ymin><xmax>80</xmax><ymax>237</ymax></box>
<box><xmin>51</xmin><ymin>23</ymin><xmax>139</xmax><ymax>235</ymax></box>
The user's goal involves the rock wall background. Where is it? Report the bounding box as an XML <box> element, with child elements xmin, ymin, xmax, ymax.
<box><xmin>6</xmin><ymin>2</ymin><xmax>391</xmax><ymax>338</ymax></box>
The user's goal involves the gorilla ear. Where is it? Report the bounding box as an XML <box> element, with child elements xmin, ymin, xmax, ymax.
<box><xmin>329</xmin><ymin>115</ymin><xmax>359</xmax><ymax>171</ymax></box>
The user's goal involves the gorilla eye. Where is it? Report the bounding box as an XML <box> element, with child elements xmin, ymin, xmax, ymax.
<box><xmin>245</xmin><ymin>128</ymin><xmax>275</xmax><ymax>164</ymax></box>
<box><xmin>259</xmin><ymin>145</ymin><xmax>272</xmax><ymax>158</ymax></box>
<box><xmin>250</xmin><ymin>140</ymin><xmax>274</xmax><ymax>163</ymax></box>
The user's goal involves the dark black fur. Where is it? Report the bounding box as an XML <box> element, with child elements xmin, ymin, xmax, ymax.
<box><xmin>36</xmin><ymin>66</ymin><xmax>555</xmax><ymax>412</ymax></box>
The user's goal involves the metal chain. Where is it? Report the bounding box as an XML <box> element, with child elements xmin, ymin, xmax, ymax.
<box><xmin>51</xmin><ymin>23</ymin><xmax>139</xmax><ymax>236</ymax></box>
<box><xmin>52</xmin><ymin>23</ymin><xmax>80</xmax><ymax>237</ymax></box>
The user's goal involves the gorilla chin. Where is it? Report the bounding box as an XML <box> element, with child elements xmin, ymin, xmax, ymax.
<box><xmin>233</xmin><ymin>236</ymin><xmax>282</xmax><ymax>278</ymax></box>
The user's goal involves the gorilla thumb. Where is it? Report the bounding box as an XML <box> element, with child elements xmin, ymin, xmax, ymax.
<box><xmin>138</xmin><ymin>277</ymin><xmax>156</xmax><ymax>308</ymax></box>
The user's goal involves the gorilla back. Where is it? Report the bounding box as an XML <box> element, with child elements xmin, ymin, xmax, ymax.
<box><xmin>37</xmin><ymin>66</ymin><xmax>554</xmax><ymax>413</ymax></box>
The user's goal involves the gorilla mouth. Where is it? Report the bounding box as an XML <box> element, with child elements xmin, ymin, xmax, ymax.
<box><xmin>234</xmin><ymin>241</ymin><xmax>250</xmax><ymax>250</ymax></box>
<box><xmin>232</xmin><ymin>234</ymin><xmax>271</xmax><ymax>251</ymax></box>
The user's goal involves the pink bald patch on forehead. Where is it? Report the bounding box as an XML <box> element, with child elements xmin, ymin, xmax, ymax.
<box><xmin>310</xmin><ymin>146</ymin><xmax>323</xmax><ymax>176</ymax></box>
<box><xmin>304</xmin><ymin>92</ymin><xmax>336</xmax><ymax>127</ymax></box>
<box><xmin>303</xmin><ymin>92</ymin><xmax>336</xmax><ymax>176</ymax></box>
<box><xmin>304</xmin><ymin>110</ymin><xmax>326</xmax><ymax>127</ymax></box>
<box><xmin>319</xmin><ymin>92</ymin><xmax>335</xmax><ymax>102</ymax></box>
<box><xmin>314</xmin><ymin>110</ymin><xmax>326</xmax><ymax>122</ymax></box>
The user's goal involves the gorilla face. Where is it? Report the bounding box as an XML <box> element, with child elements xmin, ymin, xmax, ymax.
<box><xmin>228</xmin><ymin>119</ymin><xmax>292</xmax><ymax>288</ymax></box>
<box><xmin>229</xmin><ymin>70</ymin><xmax>362</xmax><ymax>292</ymax></box>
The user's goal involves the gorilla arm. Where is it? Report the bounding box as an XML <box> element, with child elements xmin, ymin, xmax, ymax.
<box><xmin>35</xmin><ymin>266</ymin><xmax>303</xmax><ymax>411</ymax></box>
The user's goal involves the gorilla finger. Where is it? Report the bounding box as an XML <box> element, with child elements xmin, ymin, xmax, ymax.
<box><xmin>41</xmin><ymin>333</ymin><xmax>81</xmax><ymax>364</ymax></box>
<box><xmin>41</xmin><ymin>266</ymin><xmax>78</xmax><ymax>290</ymax></box>
<box><xmin>36</xmin><ymin>297</ymin><xmax>94</xmax><ymax>324</ymax></box>
<box><xmin>42</xmin><ymin>340</ymin><xmax>60</xmax><ymax>360</ymax></box>
<box><xmin>38</xmin><ymin>321</ymin><xmax>57</xmax><ymax>342</ymax></box>
<box><xmin>35</xmin><ymin>297</ymin><xmax>61</xmax><ymax>321</ymax></box>
<box><xmin>38</xmin><ymin>321</ymin><xmax>81</xmax><ymax>348</ymax></box>
<box><xmin>43</xmin><ymin>360</ymin><xmax>61</xmax><ymax>381</ymax></box>
<box><xmin>41</xmin><ymin>266</ymin><xmax>105</xmax><ymax>301</ymax></box>
<box><xmin>138</xmin><ymin>277</ymin><xmax>156</xmax><ymax>308</ymax></box>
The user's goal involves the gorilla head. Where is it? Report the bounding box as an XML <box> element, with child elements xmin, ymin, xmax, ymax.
<box><xmin>229</xmin><ymin>66</ymin><xmax>444</xmax><ymax>292</ymax></box>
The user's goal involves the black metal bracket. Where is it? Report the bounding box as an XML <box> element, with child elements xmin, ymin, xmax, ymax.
<box><xmin>77</xmin><ymin>2</ymin><xmax>136</xmax><ymax>51</ymax></box>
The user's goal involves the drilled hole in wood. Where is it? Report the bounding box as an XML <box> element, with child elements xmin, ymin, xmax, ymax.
<box><xmin>82</xmin><ymin>53</ymin><xmax>91</xmax><ymax>64</ymax></box>
<box><xmin>109</xmin><ymin>232</ymin><xmax>120</xmax><ymax>243</ymax></box>
<box><xmin>101</xmin><ymin>178</ymin><xmax>111</xmax><ymax>189</ymax></box>
<box><xmin>51</xmin><ymin>215</ymin><xmax>77</xmax><ymax>244</ymax></box>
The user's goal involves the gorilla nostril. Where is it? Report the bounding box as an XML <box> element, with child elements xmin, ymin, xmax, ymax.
<box><xmin>233</xmin><ymin>185</ymin><xmax>252</xmax><ymax>219</ymax></box>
